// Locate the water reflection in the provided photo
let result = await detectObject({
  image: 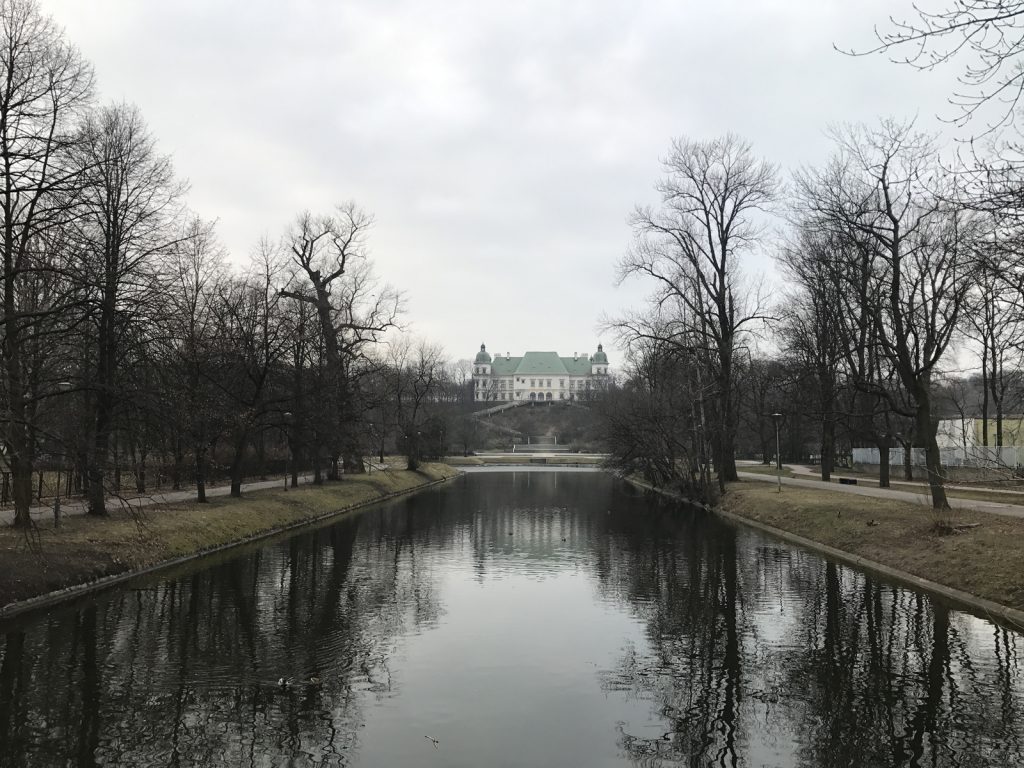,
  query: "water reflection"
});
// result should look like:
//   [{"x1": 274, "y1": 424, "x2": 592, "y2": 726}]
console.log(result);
[
  {"x1": 597, "y1": 506, "x2": 1024, "y2": 767},
  {"x1": 0, "y1": 472, "x2": 1022, "y2": 767}
]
